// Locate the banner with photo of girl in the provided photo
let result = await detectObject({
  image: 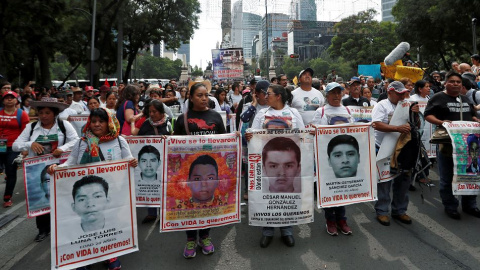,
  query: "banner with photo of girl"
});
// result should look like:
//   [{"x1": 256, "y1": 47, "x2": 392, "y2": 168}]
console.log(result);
[
  {"x1": 160, "y1": 133, "x2": 241, "y2": 232},
  {"x1": 444, "y1": 121, "x2": 480, "y2": 195},
  {"x1": 346, "y1": 106, "x2": 373, "y2": 123},
  {"x1": 247, "y1": 129, "x2": 315, "y2": 227},
  {"x1": 315, "y1": 123, "x2": 377, "y2": 208},
  {"x1": 51, "y1": 160, "x2": 138, "y2": 270},
  {"x1": 125, "y1": 136, "x2": 165, "y2": 207},
  {"x1": 67, "y1": 115, "x2": 89, "y2": 137},
  {"x1": 23, "y1": 152, "x2": 69, "y2": 218}
]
